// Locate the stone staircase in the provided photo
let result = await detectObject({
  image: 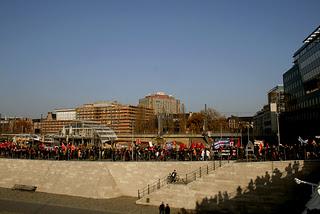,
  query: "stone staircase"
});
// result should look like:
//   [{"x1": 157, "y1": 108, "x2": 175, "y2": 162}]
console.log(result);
[
  {"x1": 136, "y1": 160, "x2": 316, "y2": 211},
  {"x1": 136, "y1": 161, "x2": 234, "y2": 209}
]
